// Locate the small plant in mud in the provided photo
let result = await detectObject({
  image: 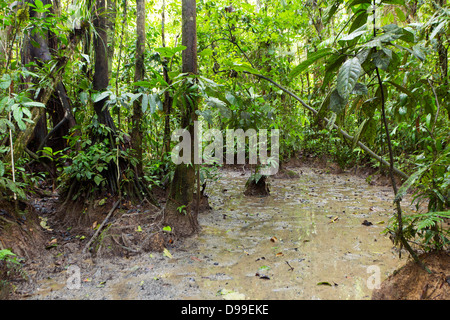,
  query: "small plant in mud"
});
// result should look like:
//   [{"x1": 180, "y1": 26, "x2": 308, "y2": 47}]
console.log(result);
[{"x1": 177, "y1": 205, "x2": 187, "y2": 215}]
